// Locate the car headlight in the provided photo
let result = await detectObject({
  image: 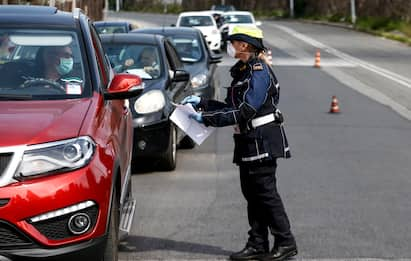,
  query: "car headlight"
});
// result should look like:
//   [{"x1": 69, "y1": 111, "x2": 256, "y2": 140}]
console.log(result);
[
  {"x1": 134, "y1": 90, "x2": 165, "y2": 114},
  {"x1": 15, "y1": 136, "x2": 95, "y2": 179},
  {"x1": 191, "y1": 73, "x2": 207, "y2": 88}
]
